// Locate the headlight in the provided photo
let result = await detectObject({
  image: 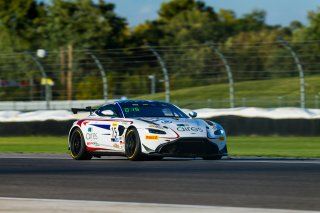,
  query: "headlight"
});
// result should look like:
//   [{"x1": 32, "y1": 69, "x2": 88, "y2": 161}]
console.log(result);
[
  {"x1": 214, "y1": 129, "x2": 224, "y2": 135},
  {"x1": 147, "y1": 128, "x2": 166, "y2": 135}
]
